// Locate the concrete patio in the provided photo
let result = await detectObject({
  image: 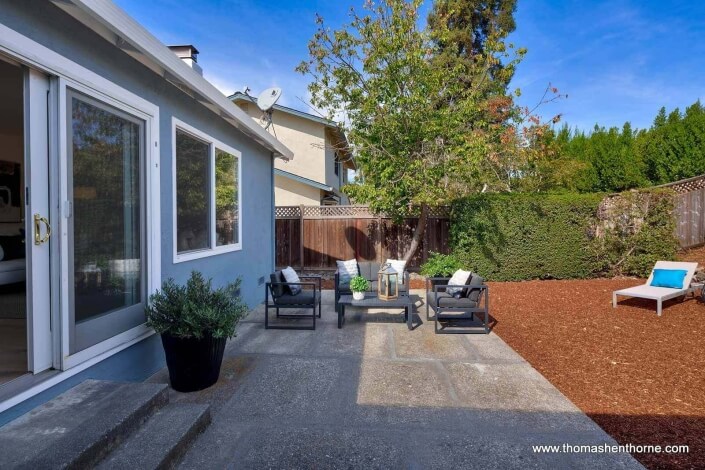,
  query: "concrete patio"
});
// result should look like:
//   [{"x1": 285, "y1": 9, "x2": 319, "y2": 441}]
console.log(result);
[{"x1": 149, "y1": 290, "x2": 643, "y2": 469}]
